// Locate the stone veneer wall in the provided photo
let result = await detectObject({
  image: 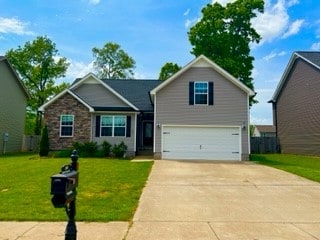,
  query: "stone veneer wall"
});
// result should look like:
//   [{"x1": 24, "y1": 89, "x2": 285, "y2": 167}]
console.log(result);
[{"x1": 44, "y1": 93, "x2": 91, "y2": 150}]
